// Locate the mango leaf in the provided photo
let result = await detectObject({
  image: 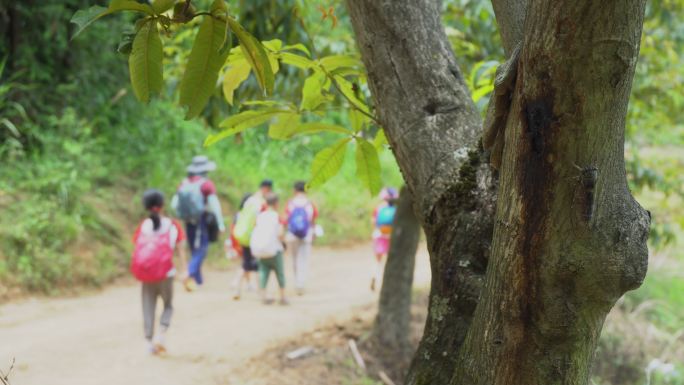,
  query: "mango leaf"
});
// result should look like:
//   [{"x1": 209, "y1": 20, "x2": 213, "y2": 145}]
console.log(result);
[
  {"x1": 301, "y1": 71, "x2": 332, "y2": 111},
  {"x1": 355, "y1": 138, "x2": 382, "y2": 195},
  {"x1": 205, "y1": 109, "x2": 285, "y2": 146},
  {"x1": 349, "y1": 108, "x2": 367, "y2": 132},
  {"x1": 319, "y1": 55, "x2": 363, "y2": 71},
  {"x1": 227, "y1": 17, "x2": 274, "y2": 95},
  {"x1": 268, "y1": 112, "x2": 301, "y2": 139},
  {"x1": 128, "y1": 20, "x2": 163, "y2": 103},
  {"x1": 70, "y1": 1, "x2": 154, "y2": 39},
  {"x1": 287, "y1": 122, "x2": 351, "y2": 138},
  {"x1": 373, "y1": 129, "x2": 388, "y2": 150},
  {"x1": 308, "y1": 138, "x2": 351, "y2": 190},
  {"x1": 333, "y1": 75, "x2": 370, "y2": 113},
  {"x1": 282, "y1": 43, "x2": 311, "y2": 57},
  {"x1": 222, "y1": 60, "x2": 251, "y2": 105},
  {"x1": 262, "y1": 39, "x2": 283, "y2": 52},
  {"x1": 280, "y1": 52, "x2": 315, "y2": 69},
  {"x1": 152, "y1": 0, "x2": 175, "y2": 14},
  {"x1": 179, "y1": 6, "x2": 229, "y2": 119}
]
